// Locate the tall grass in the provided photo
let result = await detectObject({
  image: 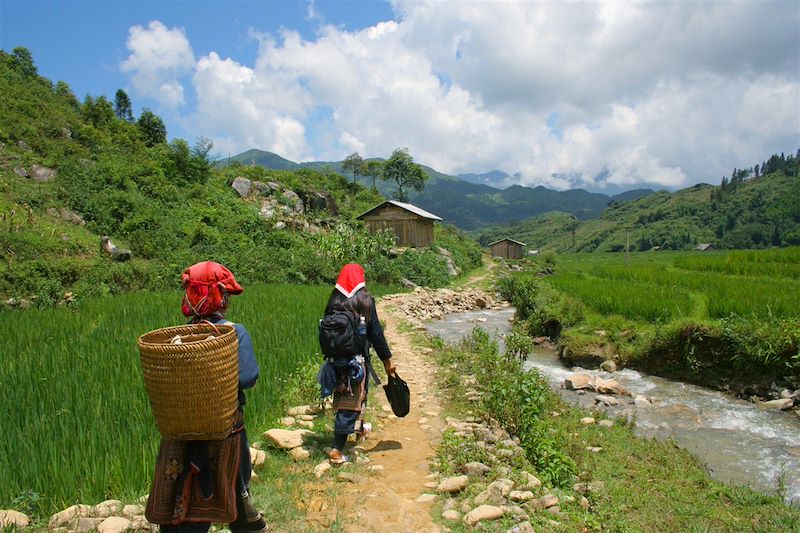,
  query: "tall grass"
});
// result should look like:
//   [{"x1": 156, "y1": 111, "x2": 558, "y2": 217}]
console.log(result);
[
  {"x1": 549, "y1": 271, "x2": 694, "y2": 321},
  {"x1": 551, "y1": 248, "x2": 800, "y2": 319},
  {"x1": 0, "y1": 283, "x2": 399, "y2": 514}
]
